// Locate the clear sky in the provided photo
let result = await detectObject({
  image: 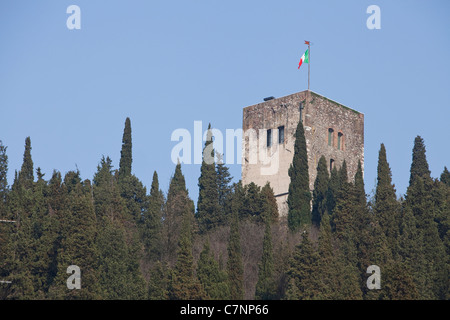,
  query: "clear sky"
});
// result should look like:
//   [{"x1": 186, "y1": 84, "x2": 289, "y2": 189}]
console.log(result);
[{"x1": 1, "y1": 0, "x2": 449, "y2": 204}]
